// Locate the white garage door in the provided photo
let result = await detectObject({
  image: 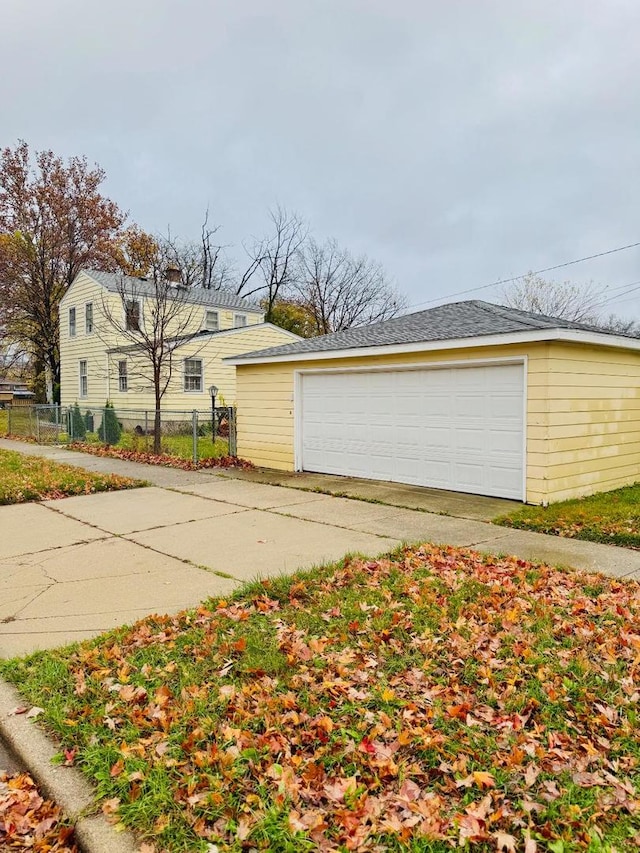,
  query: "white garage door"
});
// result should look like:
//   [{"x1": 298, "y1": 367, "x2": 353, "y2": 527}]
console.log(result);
[{"x1": 299, "y1": 362, "x2": 525, "y2": 500}]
